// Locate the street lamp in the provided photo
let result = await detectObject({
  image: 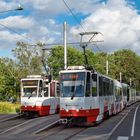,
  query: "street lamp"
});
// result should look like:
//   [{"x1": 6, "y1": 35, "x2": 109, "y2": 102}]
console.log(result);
[
  {"x1": 0, "y1": 4, "x2": 23, "y2": 13},
  {"x1": 15, "y1": 4, "x2": 24, "y2": 11}
]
